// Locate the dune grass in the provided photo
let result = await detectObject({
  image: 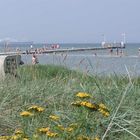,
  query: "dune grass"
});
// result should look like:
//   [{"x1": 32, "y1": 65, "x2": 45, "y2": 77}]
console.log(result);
[{"x1": 0, "y1": 64, "x2": 140, "y2": 140}]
